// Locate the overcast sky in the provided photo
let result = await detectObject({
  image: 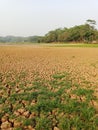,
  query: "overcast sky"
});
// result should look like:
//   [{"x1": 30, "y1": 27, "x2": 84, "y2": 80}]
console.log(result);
[{"x1": 0, "y1": 0, "x2": 98, "y2": 36}]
